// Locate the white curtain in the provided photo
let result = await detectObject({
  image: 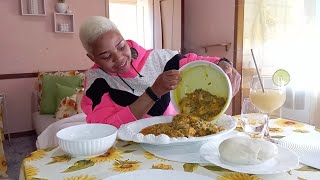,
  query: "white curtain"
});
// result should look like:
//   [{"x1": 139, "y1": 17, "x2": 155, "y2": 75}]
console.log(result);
[{"x1": 243, "y1": 0, "x2": 320, "y2": 127}]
